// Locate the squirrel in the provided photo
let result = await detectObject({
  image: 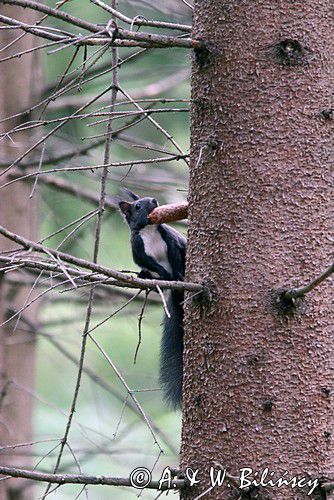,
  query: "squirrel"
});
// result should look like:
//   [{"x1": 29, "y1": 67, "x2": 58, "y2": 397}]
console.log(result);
[{"x1": 119, "y1": 188, "x2": 186, "y2": 409}]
